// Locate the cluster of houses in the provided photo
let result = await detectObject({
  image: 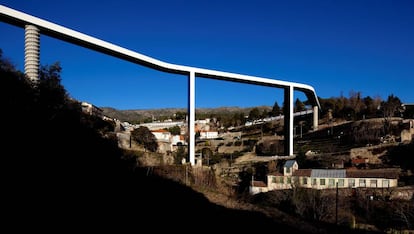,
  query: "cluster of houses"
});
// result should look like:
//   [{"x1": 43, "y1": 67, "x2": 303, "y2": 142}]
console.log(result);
[
  {"x1": 78, "y1": 101, "x2": 221, "y2": 154},
  {"x1": 80, "y1": 101, "x2": 409, "y2": 193},
  {"x1": 250, "y1": 160, "x2": 399, "y2": 195},
  {"x1": 117, "y1": 116, "x2": 221, "y2": 153}
]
